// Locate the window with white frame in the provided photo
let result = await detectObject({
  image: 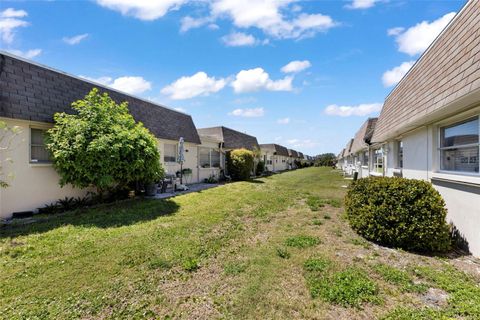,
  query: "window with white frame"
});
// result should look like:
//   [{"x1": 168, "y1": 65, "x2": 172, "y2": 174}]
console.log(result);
[
  {"x1": 30, "y1": 128, "x2": 51, "y2": 163},
  {"x1": 164, "y1": 143, "x2": 177, "y2": 163},
  {"x1": 199, "y1": 147, "x2": 220, "y2": 168},
  {"x1": 373, "y1": 148, "x2": 383, "y2": 173},
  {"x1": 362, "y1": 150, "x2": 369, "y2": 166},
  {"x1": 211, "y1": 149, "x2": 220, "y2": 168},
  {"x1": 396, "y1": 141, "x2": 403, "y2": 168},
  {"x1": 439, "y1": 117, "x2": 479, "y2": 173}
]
